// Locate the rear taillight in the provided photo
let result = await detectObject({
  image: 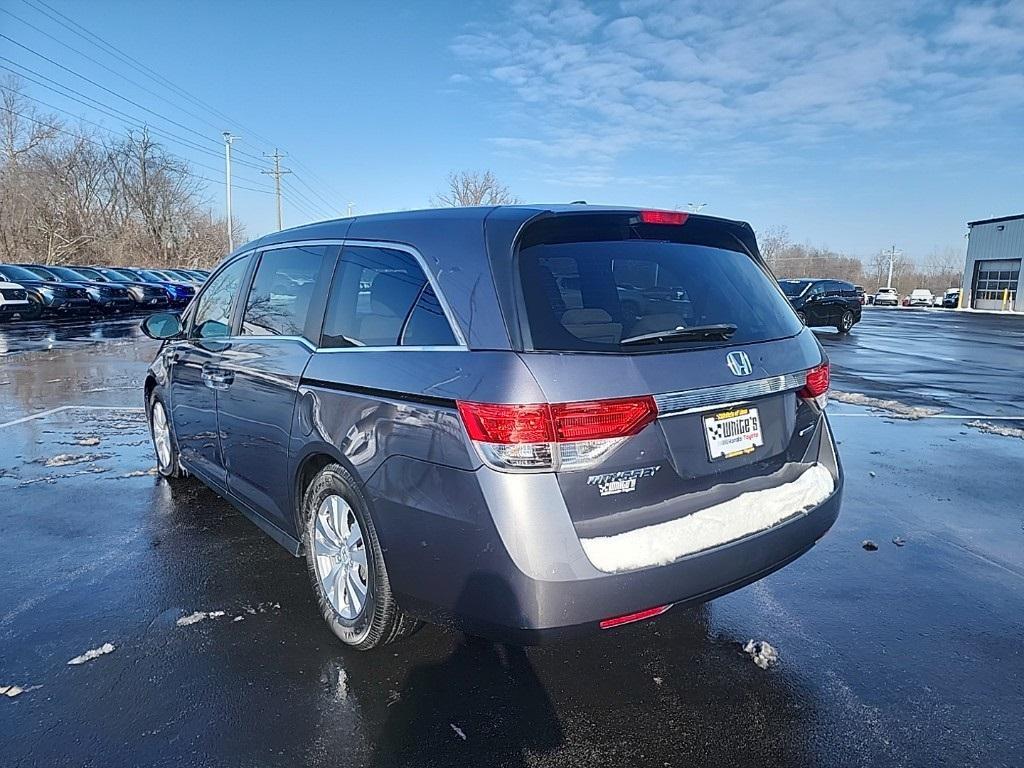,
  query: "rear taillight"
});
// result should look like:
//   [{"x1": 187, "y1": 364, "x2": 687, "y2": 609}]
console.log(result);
[
  {"x1": 799, "y1": 362, "x2": 830, "y2": 409},
  {"x1": 639, "y1": 209, "x2": 688, "y2": 225},
  {"x1": 456, "y1": 396, "x2": 657, "y2": 472}
]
